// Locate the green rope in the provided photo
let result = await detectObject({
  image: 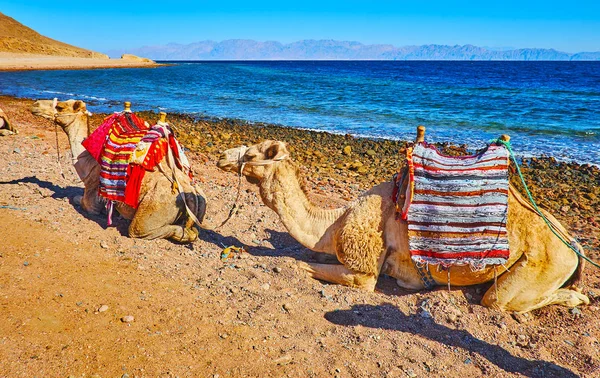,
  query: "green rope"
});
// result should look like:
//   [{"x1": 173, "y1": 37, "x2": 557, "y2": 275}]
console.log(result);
[{"x1": 491, "y1": 139, "x2": 600, "y2": 270}]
